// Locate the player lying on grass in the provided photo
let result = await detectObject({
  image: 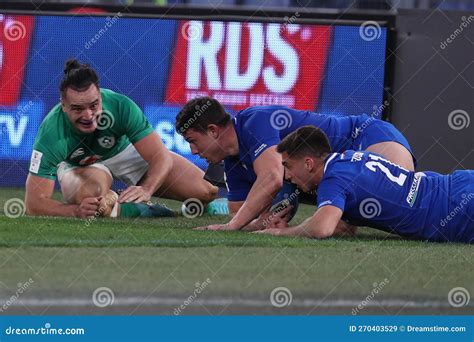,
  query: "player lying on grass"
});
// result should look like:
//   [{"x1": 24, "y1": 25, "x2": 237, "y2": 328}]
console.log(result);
[
  {"x1": 175, "y1": 97, "x2": 416, "y2": 231},
  {"x1": 25, "y1": 59, "x2": 219, "y2": 218},
  {"x1": 256, "y1": 126, "x2": 474, "y2": 244}
]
